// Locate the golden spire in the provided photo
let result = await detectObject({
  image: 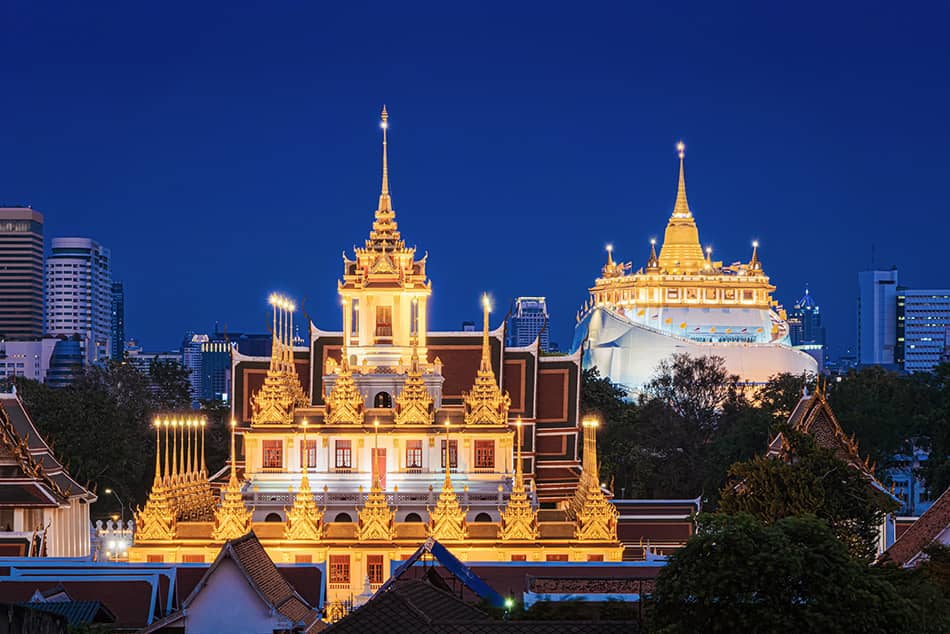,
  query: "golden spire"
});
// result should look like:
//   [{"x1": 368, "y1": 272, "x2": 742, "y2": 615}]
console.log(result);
[
  {"x1": 380, "y1": 105, "x2": 390, "y2": 210},
  {"x1": 358, "y1": 420, "x2": 396, "y2": 540},
  {"x1": 251, "y1": 294, "x2": 300, "y2": 425},
  {"x1": 394, "y1": 336, "x2": 435, "y2": 424},
  {"x1": 605, "y1": 244, "x2": 614, "y2": 267},
  {"x1": 324, "y1": 348, "x2": 365, "y2": 424},
  {"x1": 162, "y1": 419, "x2": 170, "y2": 485},
  {"x1": 573, "y1": 419, "x2": 619, "y2": 541},
  {"x1": 500, "y1": 418, "x2": 539, "y2": 541},
  {"x1": 363, "y1": 105, "x2": 403, "y2": 252},
  {"x1": 428, "y1": 420, "x2": 468, "y2": 540},
  {"x1": 750, "y1": 240, "x2": 761, "y2": 270},
  {"x1": 657, "y1": 142, "x2": 706, "y2": 273},
  {"x1": 200, "y1": 418, "x2": 207, "y2": 476},
  {"x1": 646, "y1": 238, "x2": 659, "y2": 270},
  {"x1": 285, "y1": 420, "x2": 325, "y2": 541},
  {"x1": 463, "y1": 294, "x2": 511, "y2": 425},
  {"x1": 214, "y1": 420, "x2": 252, "y2": 541},
  {"x1": 172, "y1": 419, "x2": 179, "y2": 481},
  {"x1": 134, "y1": 418, "x2": 177, "y2": 541}
]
